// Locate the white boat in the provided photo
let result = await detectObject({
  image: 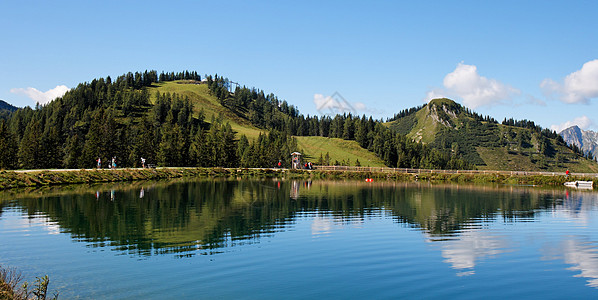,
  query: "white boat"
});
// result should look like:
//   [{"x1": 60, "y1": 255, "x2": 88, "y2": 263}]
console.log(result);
[{"x1": 564, "y1": 181, "x2": 594, "y2": 189}]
